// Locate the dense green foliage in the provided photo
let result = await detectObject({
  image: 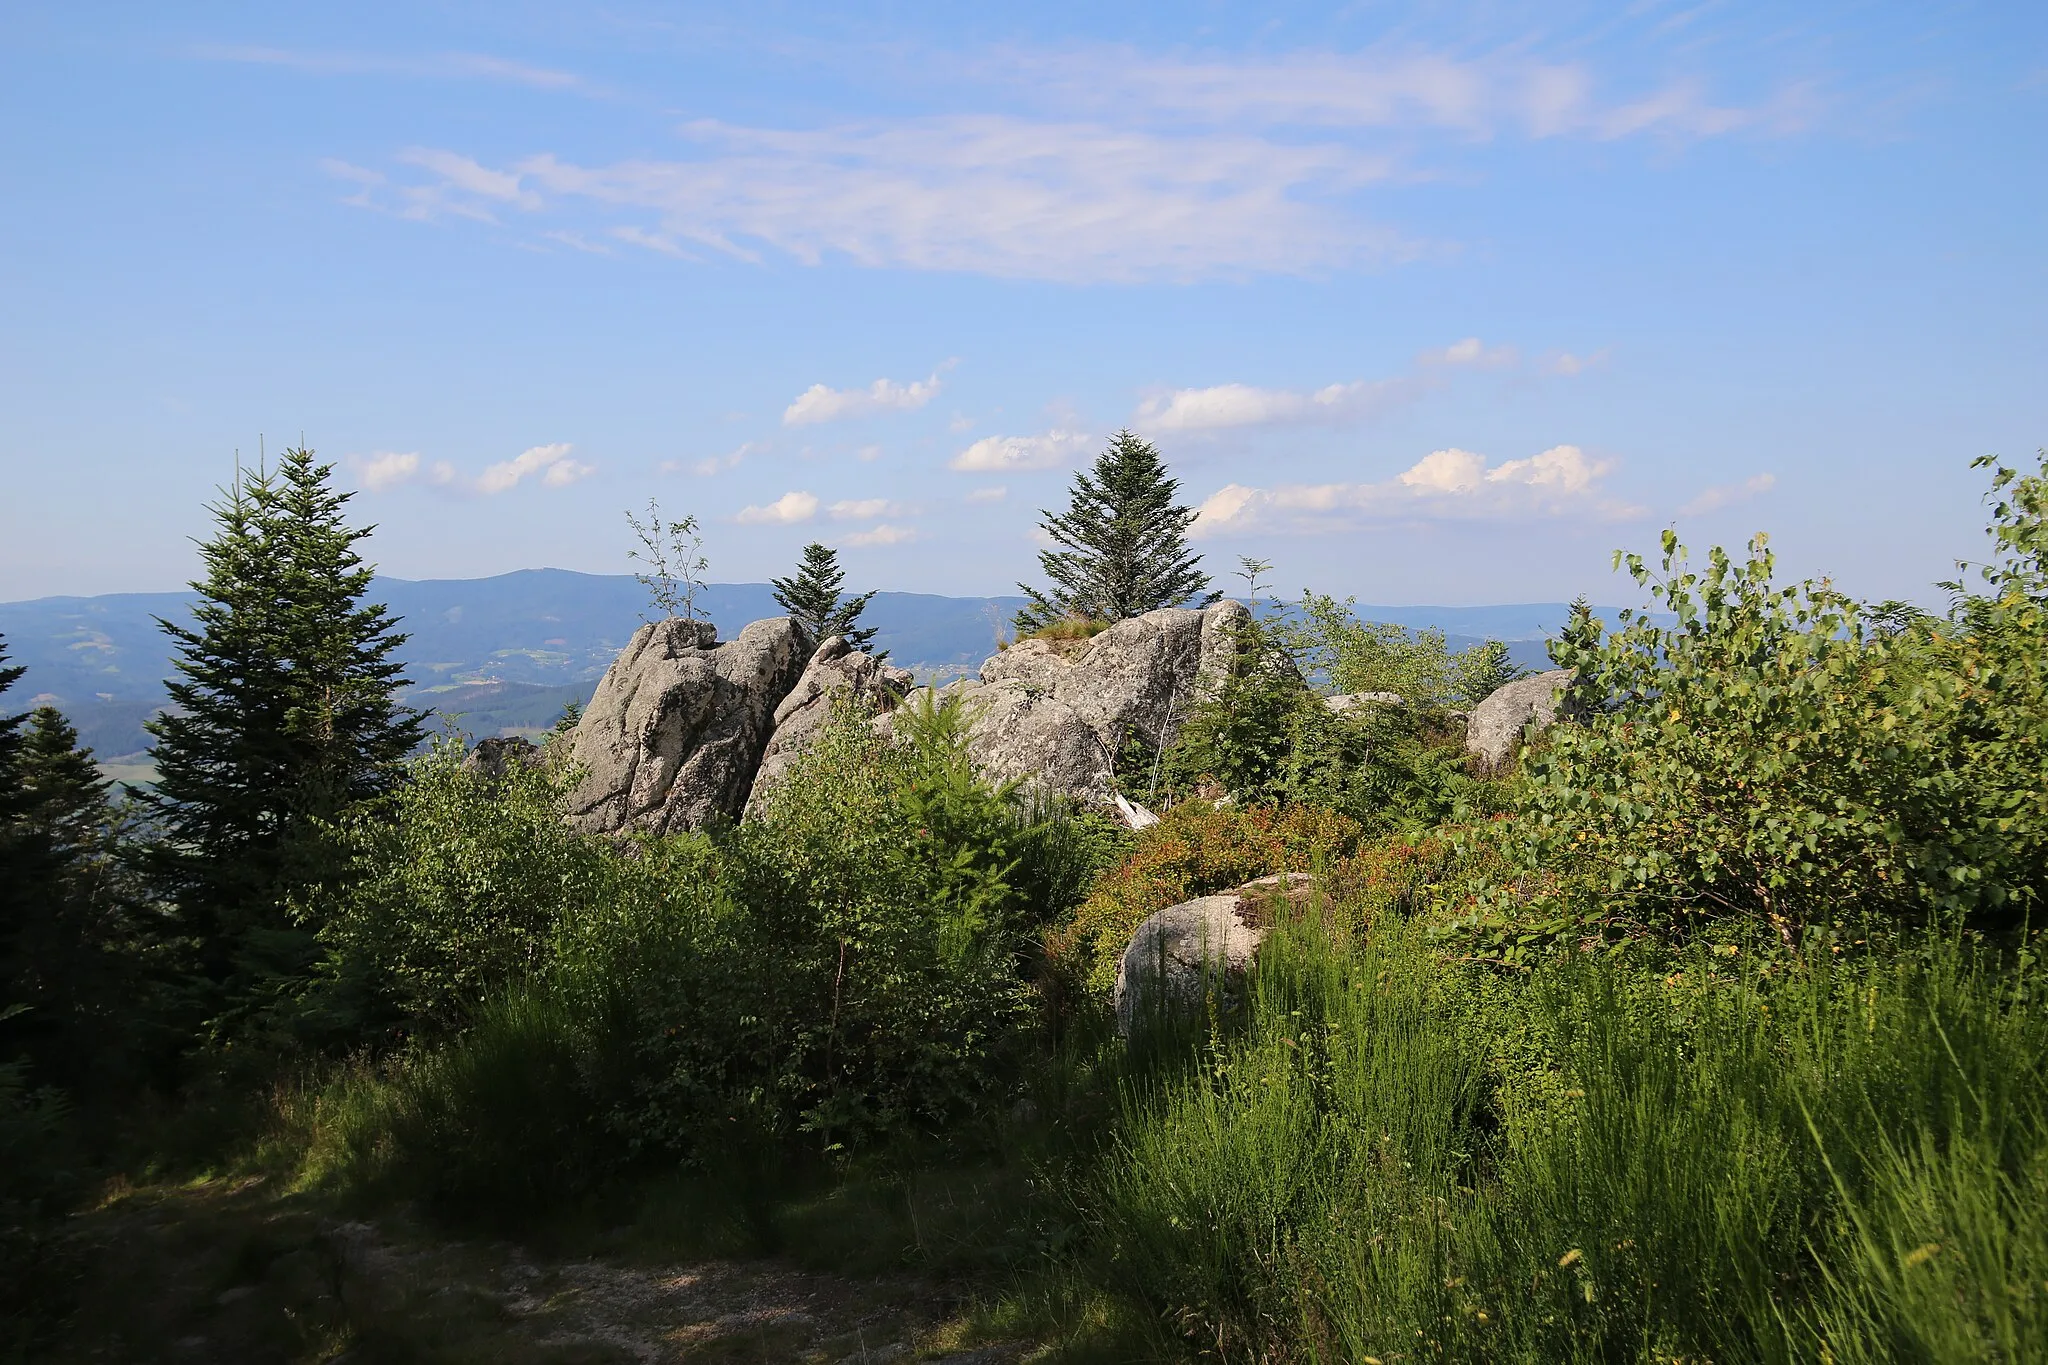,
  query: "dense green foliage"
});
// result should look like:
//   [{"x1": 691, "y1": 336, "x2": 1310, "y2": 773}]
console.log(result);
[
  {"x1": 291, "y1": 694, "x2": 1120, "y2": 1215},
  {"x1": 1163, "y1": 576, "x2": 1505, "y2": 832},
  {"x1": 11, "y1": 450, "x2": 2048, "y2": 1362},
  {"x1": 1518, "y1": 500, "x2": 2048, "y2": 937},
  {"x1": 772, "y1": 540, "x2": 880, "y2": 650},
  {"x1": 1015, "y1": 430, "x2": 1216, "y2": 633},
  {"x1": 1288, "y1": 589, "x2": 1529, "y2": 704}
]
